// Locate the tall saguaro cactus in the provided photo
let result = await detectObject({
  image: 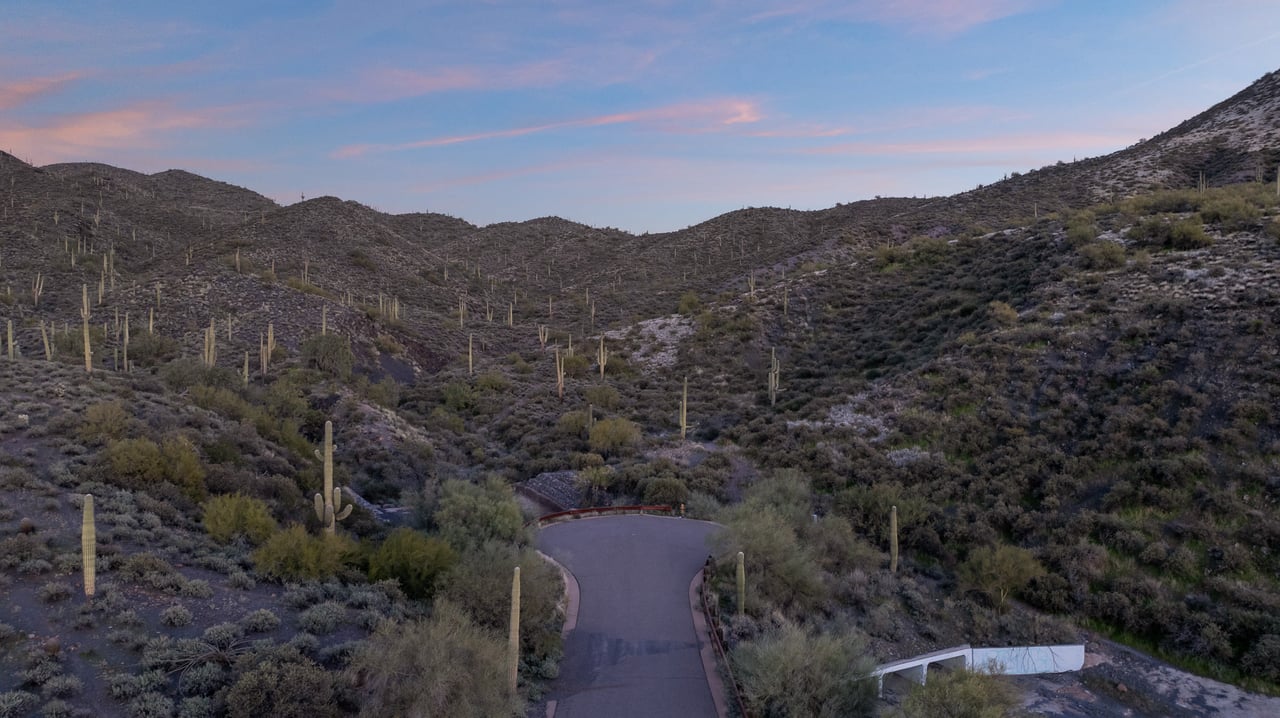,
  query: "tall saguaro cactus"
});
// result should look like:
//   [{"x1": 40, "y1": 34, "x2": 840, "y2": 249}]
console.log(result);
[
  {"x1": 508, "y1": 566, "x2": 521, "y2": 695},
  {"x1": 679, "y1": 376, "x2": 689, "y2": 440},
  {"x1": 736, "y1": 551, "x2": 746, "y2": 617},
  {"x1": 890, "y1": 505, "x2": 899, "y2": 573},
  {"x1": 82, "y1": 494, "x2": 96, "y2": 598},
  {"x1": 81, "y1": 284, "x2": 92, "y2": 373},
  {"x1": 313, "y1": 421, "x2": 352, "y2": 535},
  {"x1": 596, "y1": 335, "x2": 608, "y2": 379},
  {"x1": 767, "y1": 347, "x2": 780, "y2": 406}
]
